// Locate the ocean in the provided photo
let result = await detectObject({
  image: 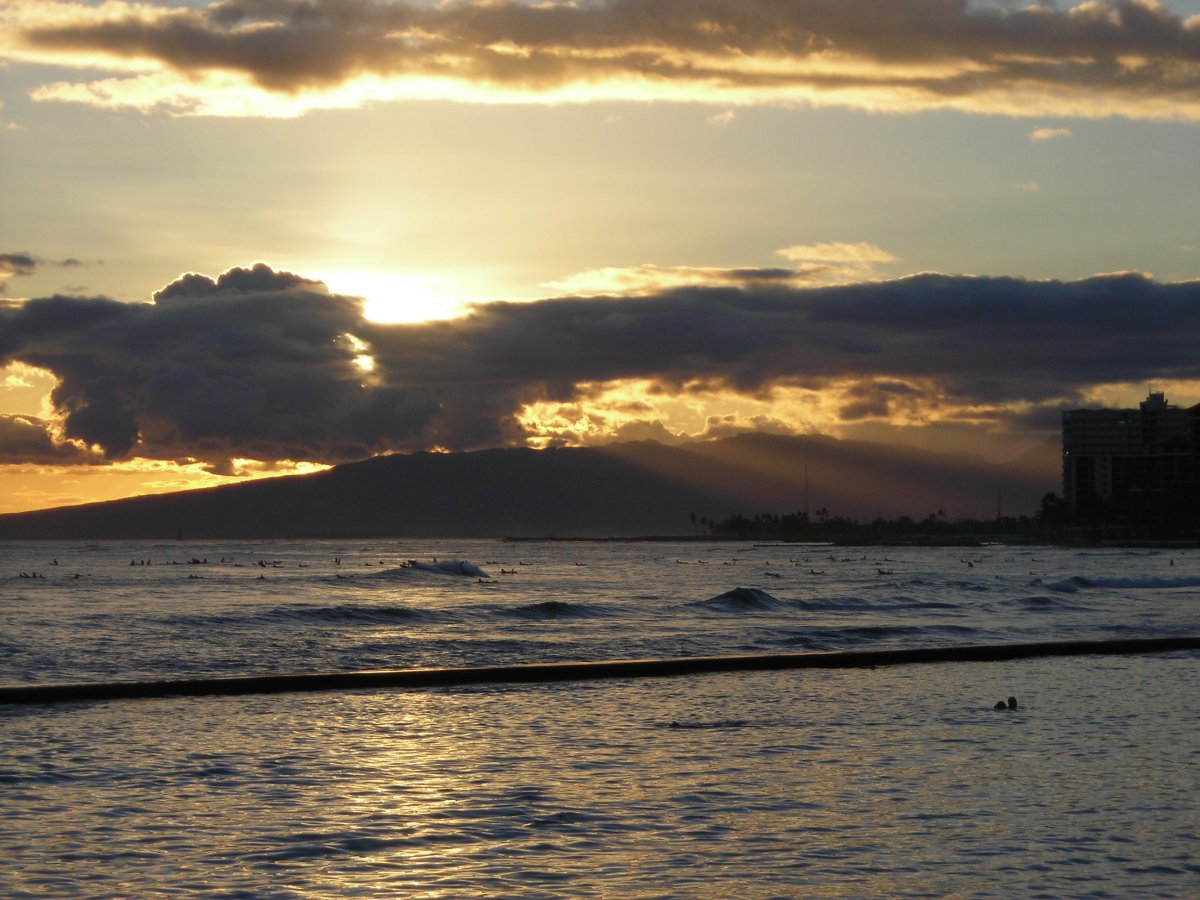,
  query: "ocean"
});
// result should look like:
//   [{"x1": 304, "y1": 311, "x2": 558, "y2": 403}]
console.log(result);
[{"x1": 2, "y1": 539, "x2": 1198, "y2": 897}]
